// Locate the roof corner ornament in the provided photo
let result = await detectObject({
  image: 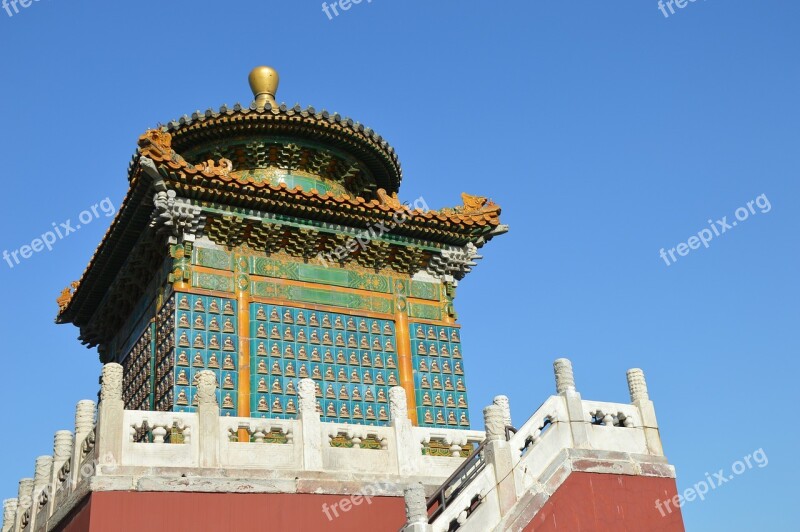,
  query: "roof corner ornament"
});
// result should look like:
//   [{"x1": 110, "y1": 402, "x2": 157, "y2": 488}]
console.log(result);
[
  {"x1": 56, "y1": 281, "x2": 80, "y2": 313},
  {"x1": 249, "y1": 65, "x2": 280, "y2": 108}
]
